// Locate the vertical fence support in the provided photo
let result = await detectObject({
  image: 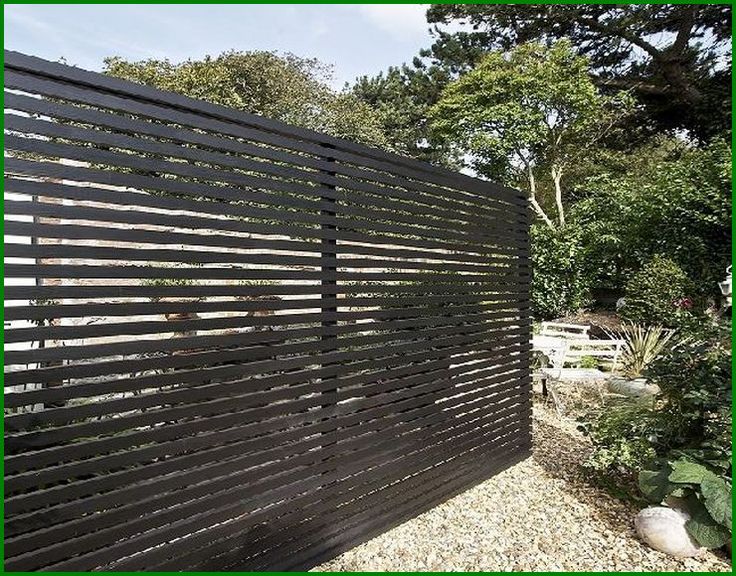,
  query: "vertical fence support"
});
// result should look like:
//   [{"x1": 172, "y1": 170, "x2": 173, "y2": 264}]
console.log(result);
[{"x1": 319, "y1": 143, "x2": 339, "y2": 467}]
